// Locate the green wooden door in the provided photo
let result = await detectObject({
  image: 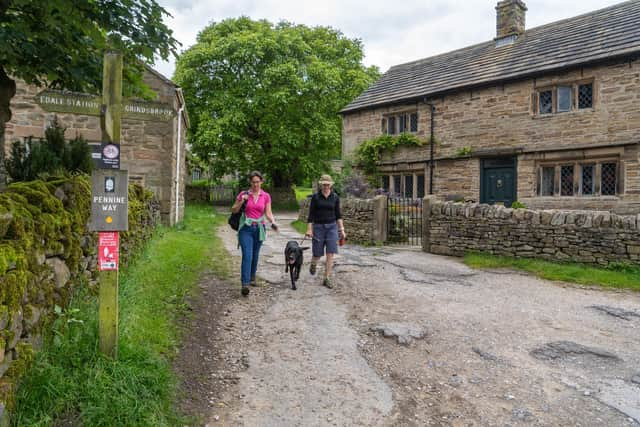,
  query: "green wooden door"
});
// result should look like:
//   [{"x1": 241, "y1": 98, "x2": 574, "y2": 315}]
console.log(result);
[{"x1": 480, "y1": 158, "x2": 517, "y2": 207}]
